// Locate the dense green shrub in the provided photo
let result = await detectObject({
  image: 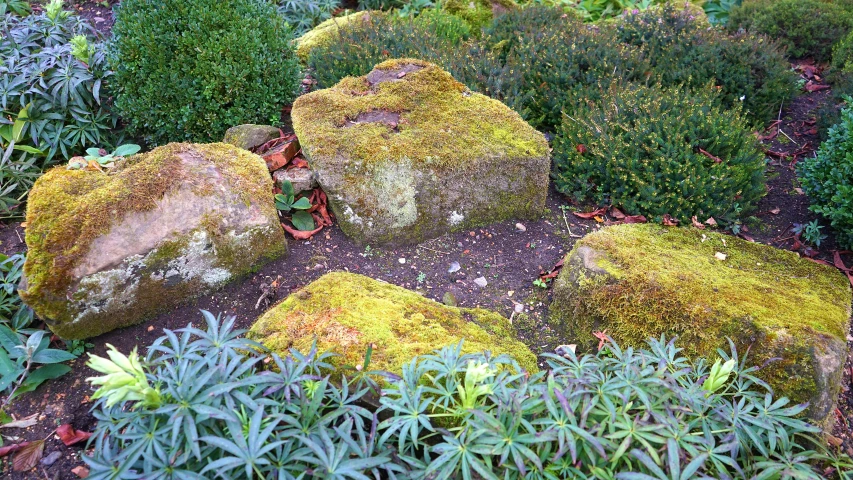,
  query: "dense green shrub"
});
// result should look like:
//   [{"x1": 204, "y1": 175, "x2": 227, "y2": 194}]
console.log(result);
[
  {"x1": 279, "y1": 0, "x2": 341, "y2": 35},
  {"x1": 85, "y1": 310, "x2": 851, "y2": 479},
  {"x1": 109, "y1": 0, "x2": 302, "y2": 145},
  {"x1": 728, "y1": 0, "x2": 853, "y2": 62},
  {"x1": 797, "y1": 103, "x2": 853, "y2": 249},
  {"x1": 615, "y1": 5, "x2": 797, "y2": 124},
  {"x1": 0, "y1": 0, "x2": 117, "y2": 160},
  {"x1": 553, "y1": 84, "x2": 766, "y2": 223},
  {"x1": 833, "y1": 30, "x2": 853, "y2": 77}
]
